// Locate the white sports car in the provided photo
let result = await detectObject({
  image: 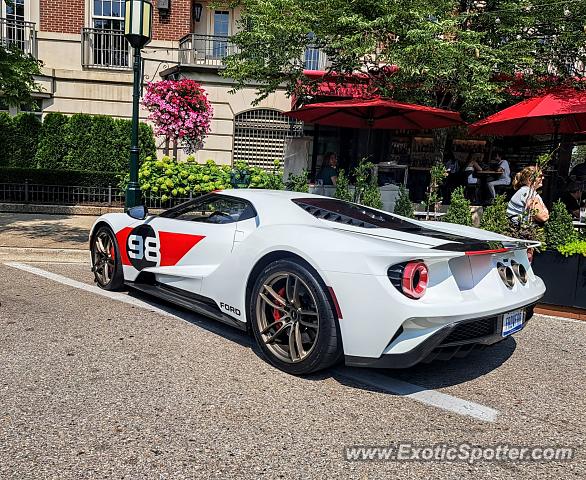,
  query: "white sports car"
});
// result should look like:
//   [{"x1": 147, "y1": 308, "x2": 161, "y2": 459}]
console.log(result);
[{"x1": 90, "y1": 189, "x2": 545, "y2": 374}]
